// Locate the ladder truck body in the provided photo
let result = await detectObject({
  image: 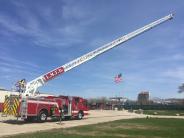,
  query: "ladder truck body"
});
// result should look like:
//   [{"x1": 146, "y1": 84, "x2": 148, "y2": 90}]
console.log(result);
[{"x1": 2, "y1": 14, "x2": 173, "y2": 122}]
